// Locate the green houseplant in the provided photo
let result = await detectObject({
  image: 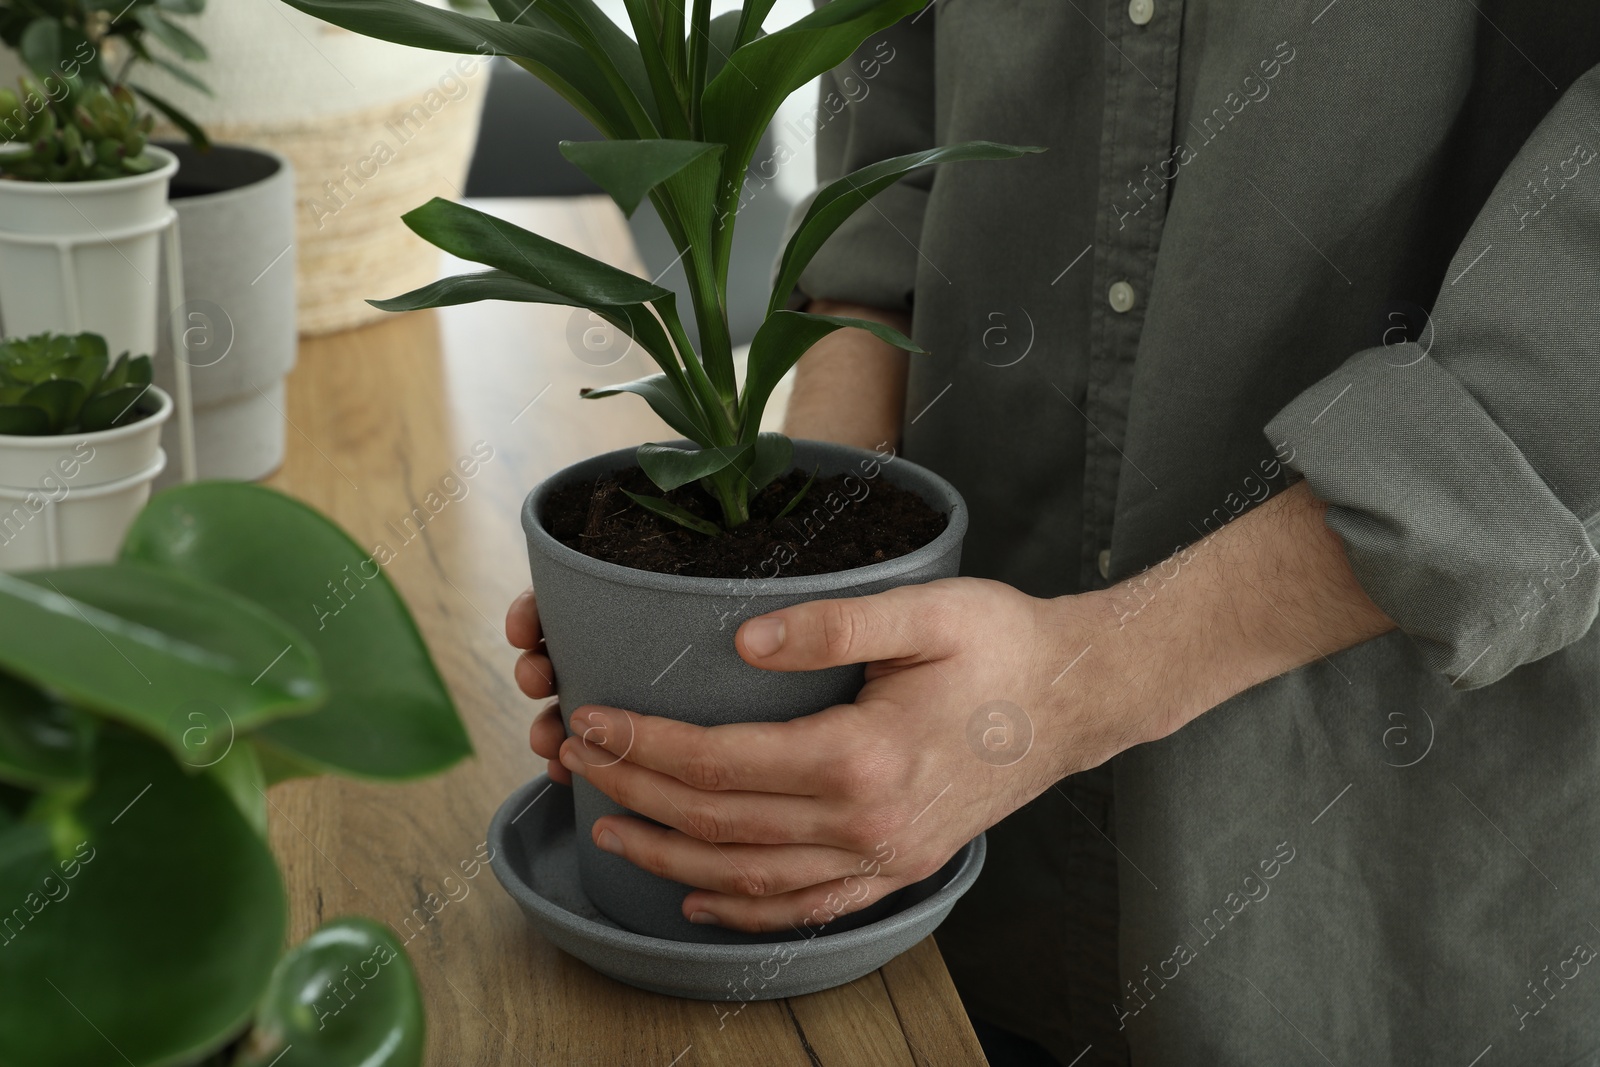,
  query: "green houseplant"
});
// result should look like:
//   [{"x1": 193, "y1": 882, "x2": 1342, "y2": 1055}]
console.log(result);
[
  {"x1": 275, "y1": 0, "x2": 1031, "y2": 950},
  {"x1": 0, "y1": 332, "x2": 173, "y2": 571},
  {"x1": 281, "y1": 0, "x2": 1037, "y2": 532},
  {"x1": 0, "y1": 481, "x2": 472, "y2": 1066}
]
